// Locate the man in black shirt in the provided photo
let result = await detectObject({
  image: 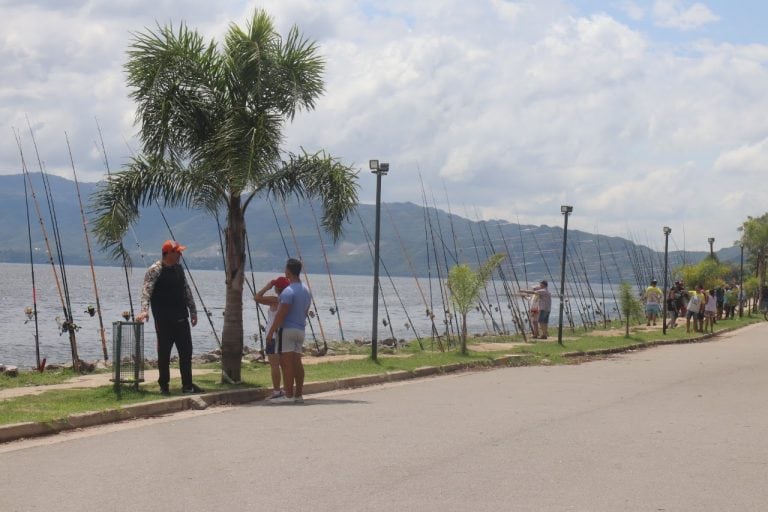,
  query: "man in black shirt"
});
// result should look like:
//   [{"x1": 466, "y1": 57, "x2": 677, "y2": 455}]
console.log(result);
[{"x1": 137, "y1": 240, "x2": 203, "y2": 395}]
